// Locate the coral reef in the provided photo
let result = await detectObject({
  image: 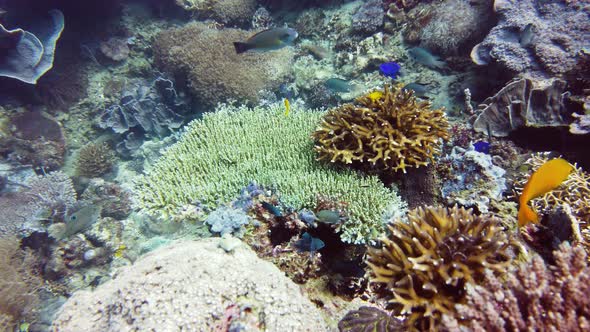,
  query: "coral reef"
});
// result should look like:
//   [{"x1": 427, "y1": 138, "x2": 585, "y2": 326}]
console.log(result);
[
  {"x1": 51, "y1": 239, "x2": 328, "y2": 331},
  {"x1": 312, "y1": 84, "x2": 449, "y2": 173},
  {"x1": 99, "y1": 37, "x2": 130, "y2": 61},
  {"x1": 471, "y1": 0, "x2": 590, "y2": 77},
  {"x1": 420, "y1": 0, "x2": 494, "y2": 56},
  {"x1": 441, "y1": 243, "x2": 590, "y2": 332},
  {"x1": 210, "y1": 0, "x2": 257, "y2": 26},
  {"x1": 366, "y1": 206, "x2": 514, "y2": 331},
  {"x1": 153, "y1": 22, "x2": 294, "y2": 105},
  {"x1": 76, "y1": 143, "x2": 115, "y2": 178},
  {"x1": 0, "y1": 9, "x2": 64, "y2": 84},
  {"x1": 0, "y1": 237, "x2": 44, "y2": 331},
  {"x1": 439, "y1": 146, "x2": 507, "y2": 213},
  {"x1": 351, "y1": 0, "x2": 384, "y2": 35},
  {"x1": 204, "y1": 206, "x2": 251, "y2": 237},
  {"x1": 98, "y1": 76, "x2": 188, "y2": 154},
  {"x1": 472, "y1": 78, "x2": 572, "y2": 137},
  {"x1": 134, "y1": 102, "x2": 406, "y2": 244},
  {"x1": 0, "y1": 111, "x2": 65, "y2": 171},
  {"x1": 338, "y1": 306, "x2": 404, "y2": 332}
]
